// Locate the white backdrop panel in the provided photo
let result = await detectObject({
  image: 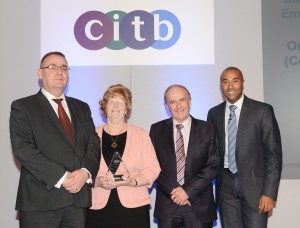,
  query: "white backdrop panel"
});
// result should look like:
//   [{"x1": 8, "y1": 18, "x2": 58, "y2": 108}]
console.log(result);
[{"x1": 41, "y1": 0, "x2": 214, "y2": 65}]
